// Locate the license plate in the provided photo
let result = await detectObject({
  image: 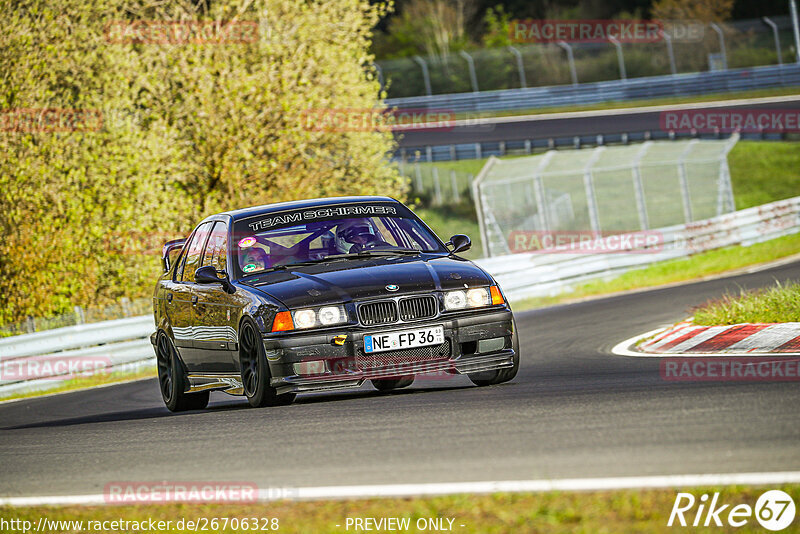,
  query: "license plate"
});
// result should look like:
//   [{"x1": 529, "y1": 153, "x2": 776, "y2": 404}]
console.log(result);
[{"x1": 364, "y1": 325, "x2": 444, "y2": 354}]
